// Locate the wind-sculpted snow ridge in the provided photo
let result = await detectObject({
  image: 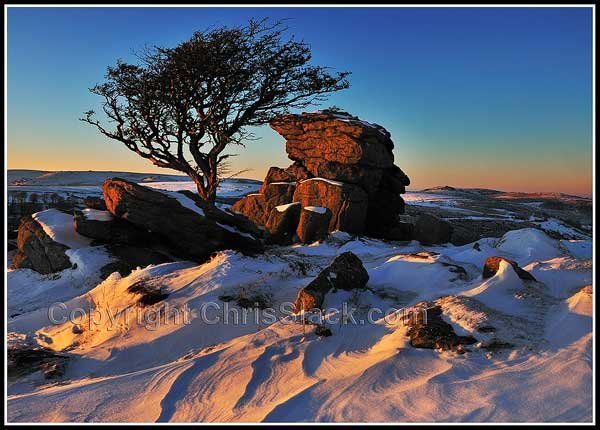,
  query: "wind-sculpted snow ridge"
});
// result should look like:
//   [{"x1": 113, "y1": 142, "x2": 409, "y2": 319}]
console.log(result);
[{"x1": 6, "y1": 228, "x2": 592, "y2": 423}]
